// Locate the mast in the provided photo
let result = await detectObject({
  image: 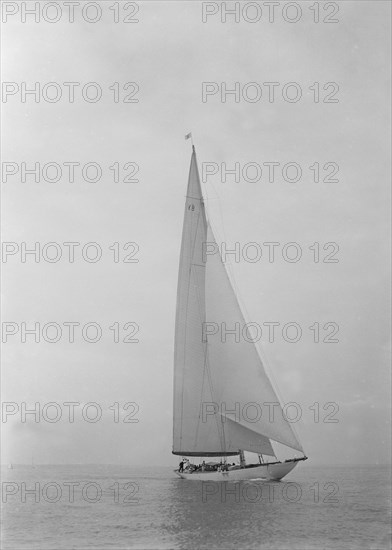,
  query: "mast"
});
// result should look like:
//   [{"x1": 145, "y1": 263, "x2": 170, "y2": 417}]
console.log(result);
[
  {"x1": 239, "y1": 450, "x2": 246, "y2": 467},
  {"x1": 173, "y1": 141, "x2": 305, "y2": 459}
]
